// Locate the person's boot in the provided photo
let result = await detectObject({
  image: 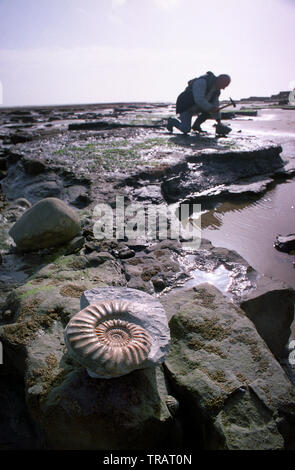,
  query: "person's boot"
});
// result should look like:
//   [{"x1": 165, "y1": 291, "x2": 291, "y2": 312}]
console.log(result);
[
  {"x1": 192, "y1": 121, "x2": 204, "y2": 132},
  {"x1": 192, "y1": 113, "x2": 209, "y2": 133},
  {"x1": 167, "y1": 117, "x2": 174, "y2": 133},
  {"x1": 214, "y1": 122, "x2": 232, "y2": 136}
]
